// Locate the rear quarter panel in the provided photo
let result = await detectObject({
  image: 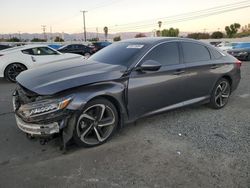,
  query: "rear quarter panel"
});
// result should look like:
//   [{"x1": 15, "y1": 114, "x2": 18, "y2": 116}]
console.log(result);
[{"x1": 209, "y1": 55, "x2": 240, "y2": 93}]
